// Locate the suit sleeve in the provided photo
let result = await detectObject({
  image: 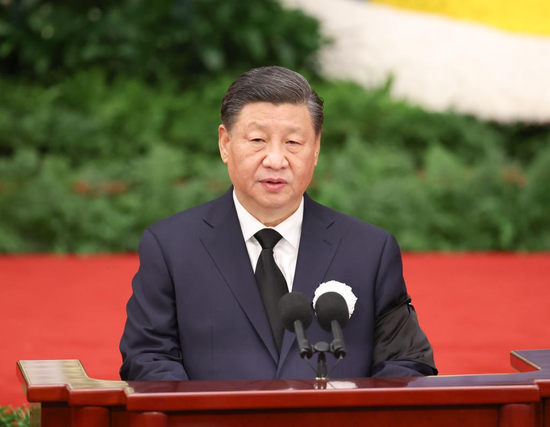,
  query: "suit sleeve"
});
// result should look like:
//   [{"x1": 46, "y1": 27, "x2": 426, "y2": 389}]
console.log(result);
[
  {"x1": 370, "y1": 234, "x2": 437, "y2": 377},
  {"x1": 119, "y1": 228, "x2": 189, "y2": 381}
]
